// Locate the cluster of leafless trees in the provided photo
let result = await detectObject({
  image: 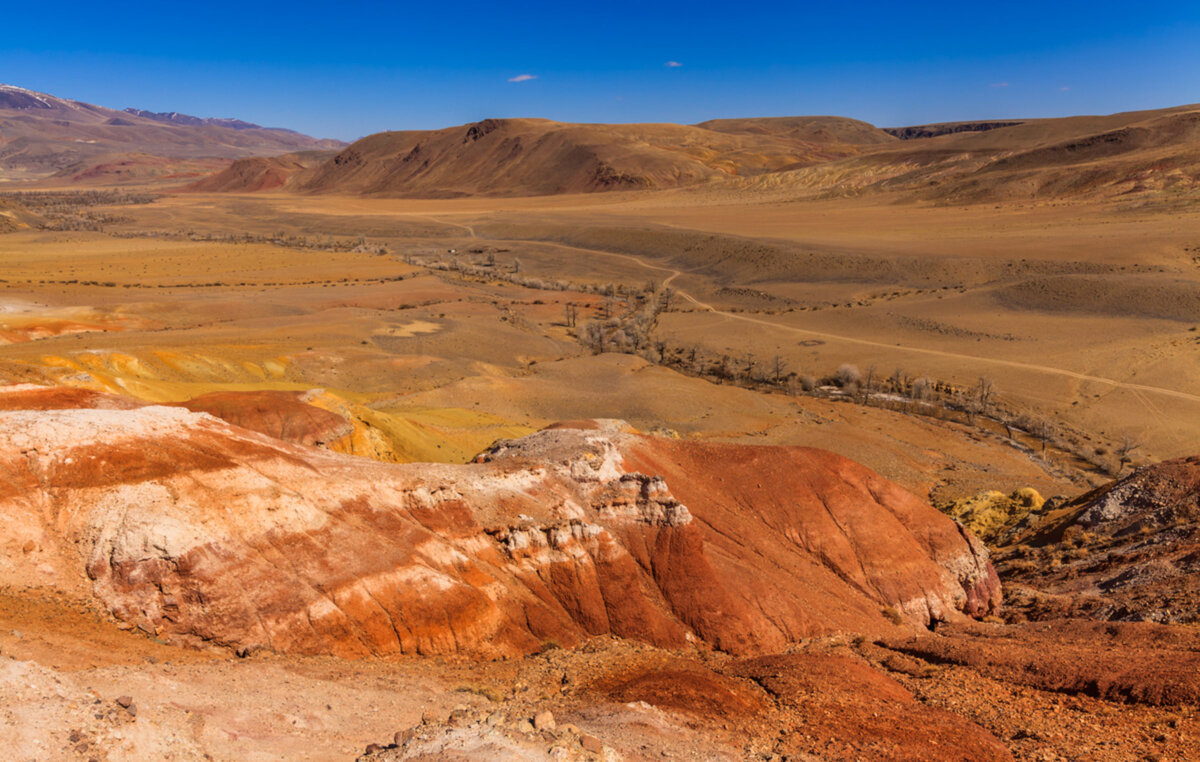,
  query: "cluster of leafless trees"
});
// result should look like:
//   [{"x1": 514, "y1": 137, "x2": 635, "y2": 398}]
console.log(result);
[
  {"x1": 113, "y1": 229, "x2": 392, "y2": 255},
  {"x1": 409, "y1": 253, "x2": 577, "y2": 291},
  {"x1": 576, "y1": 285, "x2": 673, "y2": 355},
  {"x1": 635, "y1": 340, "x2": 1140, "y2": 475},
  {"x1": 0, "y1": 190, "x2": 156, "y2": 232},
  {"x1": 407, "y1": 249, "x2": 1144, "y2": 477},
  {"x1": 1, "y1": 190, "x2": 158, "y2": 210}
]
